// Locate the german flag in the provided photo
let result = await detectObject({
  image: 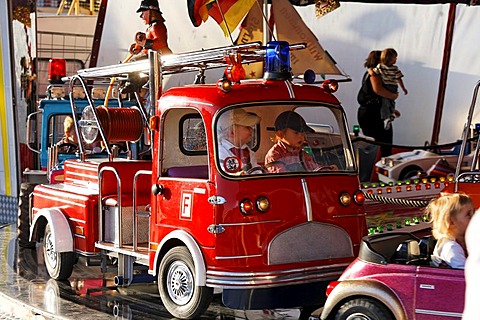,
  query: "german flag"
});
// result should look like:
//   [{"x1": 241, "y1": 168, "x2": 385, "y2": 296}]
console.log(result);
[{"x1": 188, "y1": 0, "x2": 256, "y2": 36}]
